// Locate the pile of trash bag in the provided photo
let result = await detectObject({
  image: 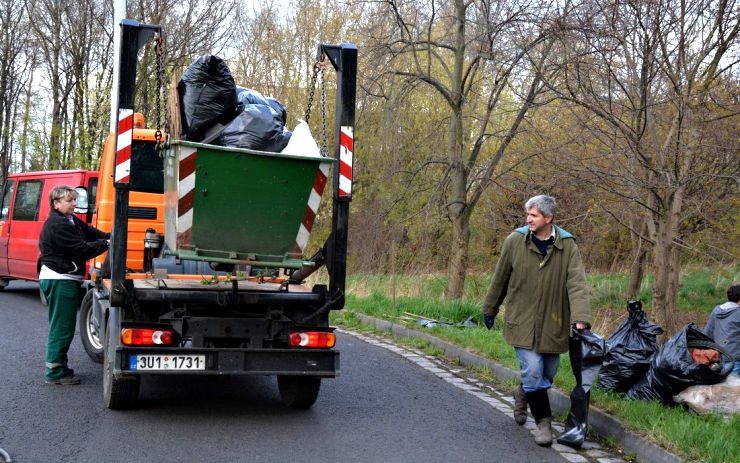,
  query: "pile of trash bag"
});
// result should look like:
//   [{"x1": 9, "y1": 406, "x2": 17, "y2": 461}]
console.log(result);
[
  {"x1": 626, "y1": 323, "x2": 734, "y2": 404},
  {"x1": 558, "y1": 329, "x2": 606, "y2": 448},
  {"x1": 178, "y1": 56, "x2": 292, "y2": 152},
  {"x1": 597, "y1": 300, "x2": 663, "y2": 393}
]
